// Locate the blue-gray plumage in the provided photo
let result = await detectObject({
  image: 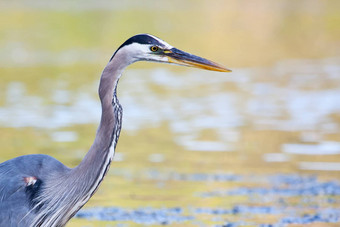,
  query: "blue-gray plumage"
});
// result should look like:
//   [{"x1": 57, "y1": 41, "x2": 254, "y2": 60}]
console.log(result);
[
  {"x1": 0, "y1": 34, "x2": 230, "y2": 227},
  {"x1": 0, "y1": 155, "x2": 69, "y2": 226}
]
